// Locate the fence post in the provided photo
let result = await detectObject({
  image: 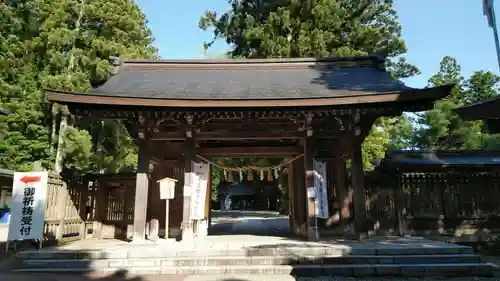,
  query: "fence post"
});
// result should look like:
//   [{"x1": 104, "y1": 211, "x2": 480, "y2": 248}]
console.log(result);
[
  {"x1": 55, "y1": 181, "x2": 67, "y2": 240},
  {"x1": 94, "y1": 180, "x2": 108, "y2": 239},
  {"x1": 78, "y1": 178, "x2": 89, "y2": 239},
  {"x1": 395, "y1": 173, "x2": 407, "y2": 236}
]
